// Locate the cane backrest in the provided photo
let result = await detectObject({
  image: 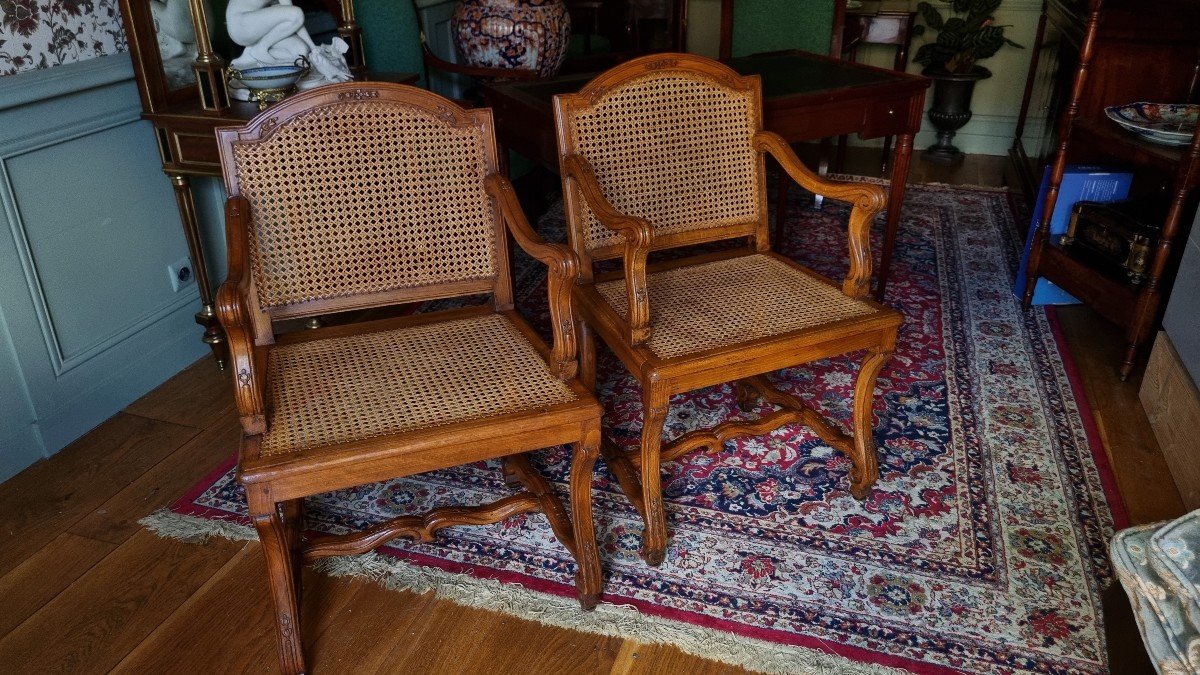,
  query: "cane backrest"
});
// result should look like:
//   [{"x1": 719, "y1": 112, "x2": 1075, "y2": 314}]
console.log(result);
[
  {"x1": 216, "y1": 85, "x2": 505, "y2": 326},
  {"x1": 554, "y1": 55, "x2": 767, "y2": 259}
]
